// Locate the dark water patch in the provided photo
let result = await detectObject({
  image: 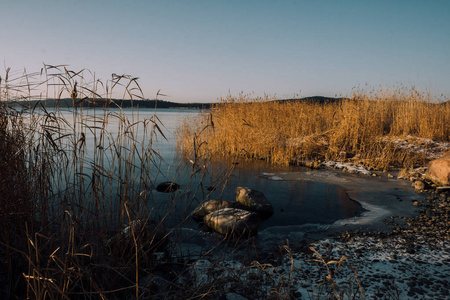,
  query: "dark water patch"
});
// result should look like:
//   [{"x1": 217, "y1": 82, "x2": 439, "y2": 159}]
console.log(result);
[
  {"x1": 201, "y1": 158, "x2": 366, "y2": 229},
  {"x1": 34, "y1": 108, "x2": 394, "y2": 233}
]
